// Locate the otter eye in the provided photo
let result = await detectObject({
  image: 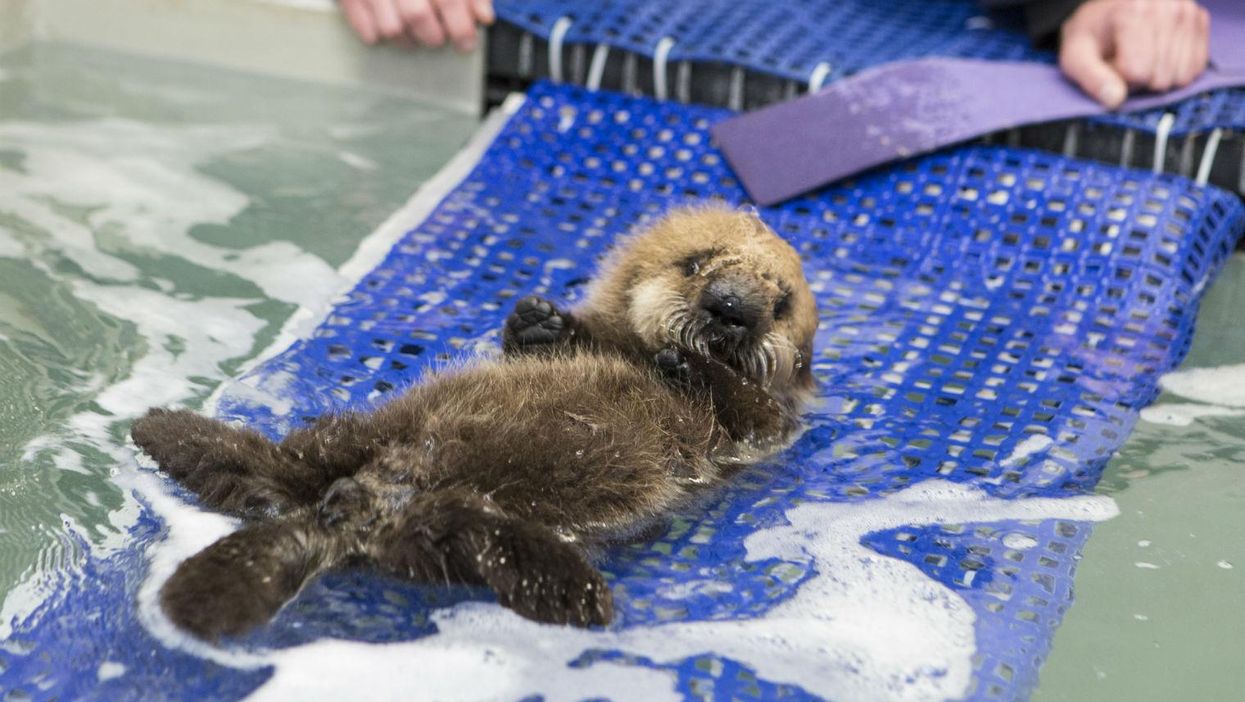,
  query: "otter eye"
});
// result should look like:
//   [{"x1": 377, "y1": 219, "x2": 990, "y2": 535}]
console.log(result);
[
  {"x1": 773, "y1": 292, "x2": 792, "y2": 320},
  {"x1": 680, "y1": 257, "x2": 700, "y2": 277}
]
